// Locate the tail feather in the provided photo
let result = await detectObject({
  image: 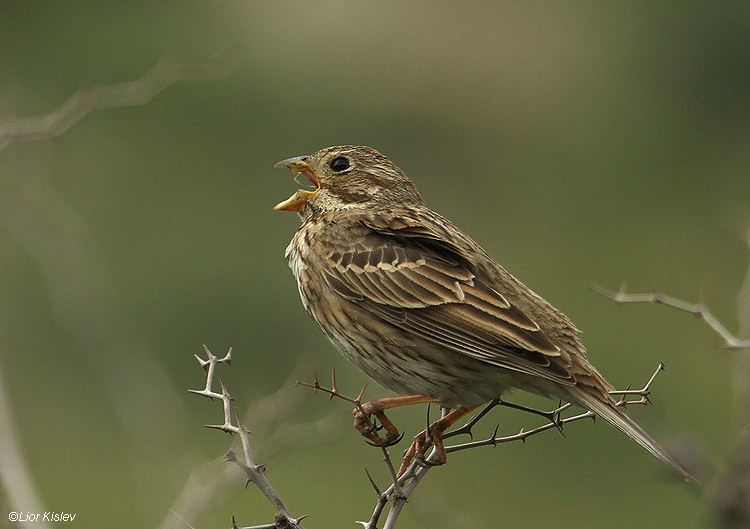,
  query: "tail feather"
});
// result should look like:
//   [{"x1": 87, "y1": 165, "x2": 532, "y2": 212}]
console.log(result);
[{"x1": 571, "y1": 390, "x2": 696, "y2": 482}]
